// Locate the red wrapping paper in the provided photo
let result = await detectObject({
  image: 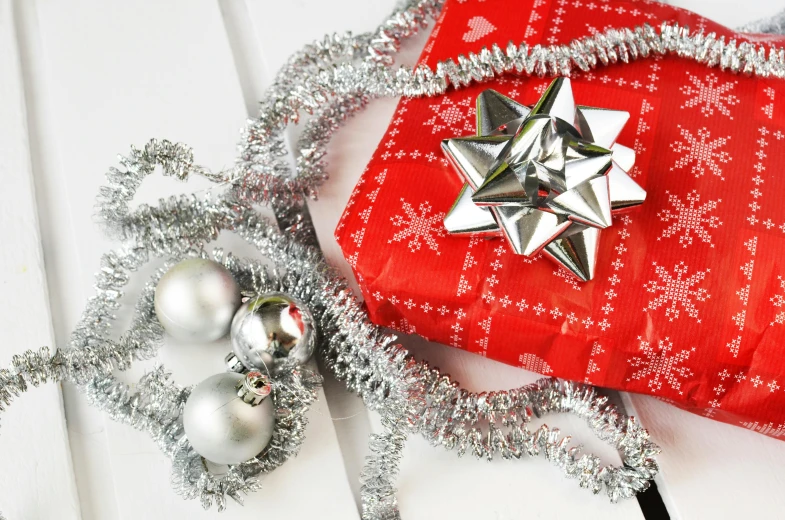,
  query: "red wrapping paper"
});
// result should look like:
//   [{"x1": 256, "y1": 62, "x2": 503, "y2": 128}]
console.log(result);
[{"x1": 335, "y1": 0, "x2": 785, "y2": 438}]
